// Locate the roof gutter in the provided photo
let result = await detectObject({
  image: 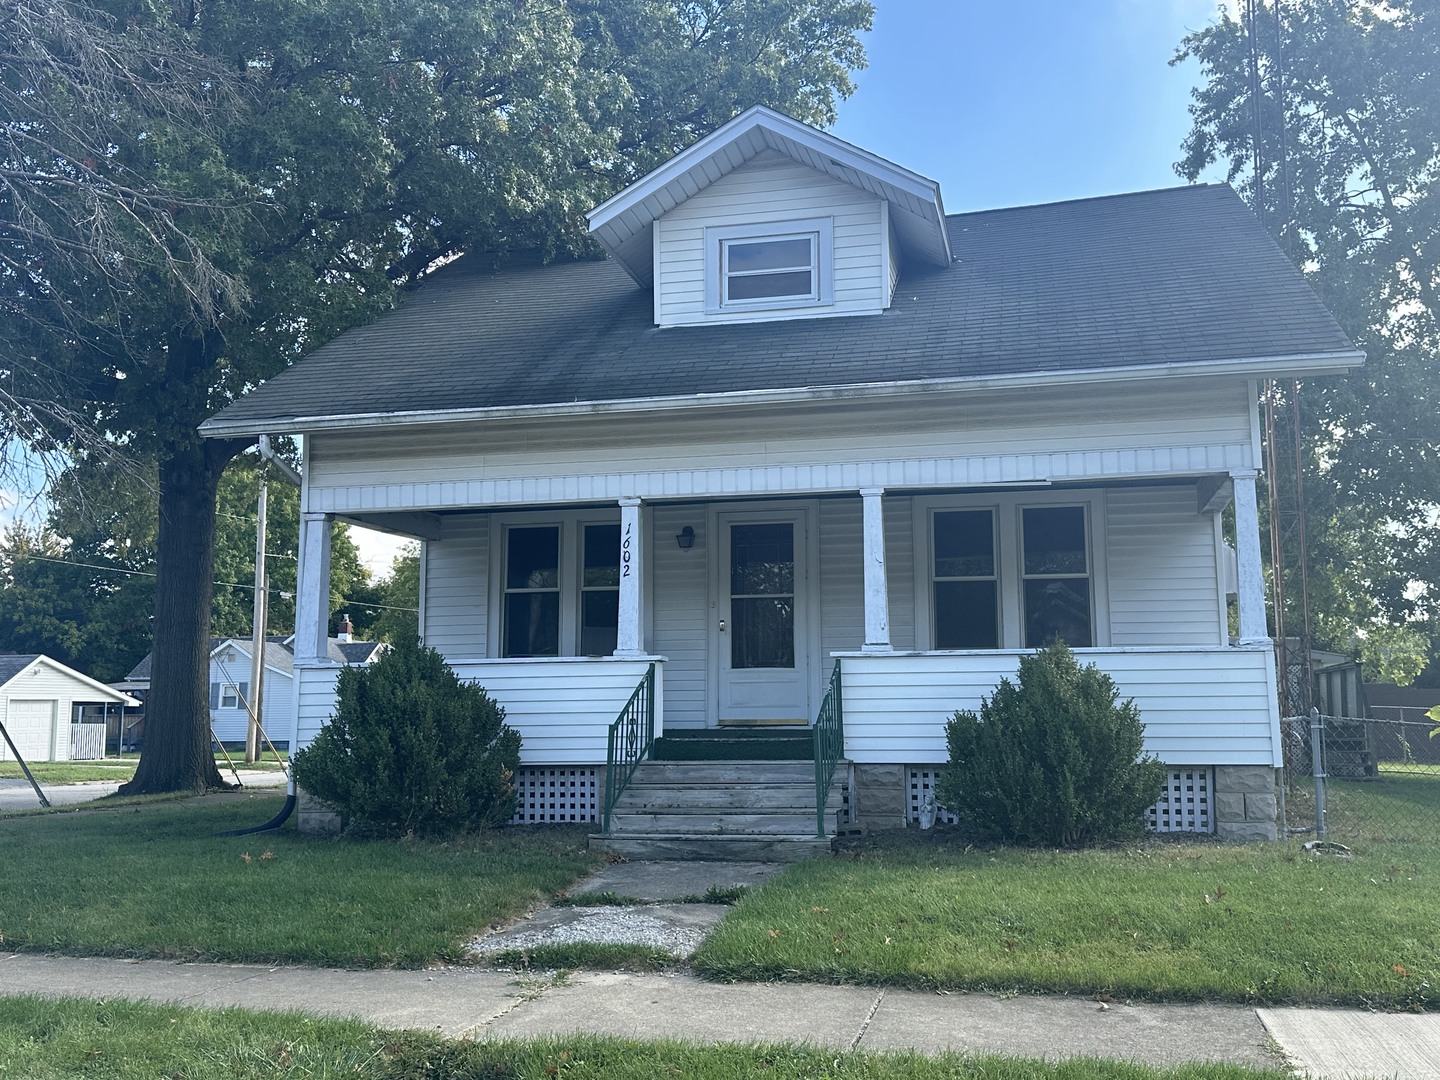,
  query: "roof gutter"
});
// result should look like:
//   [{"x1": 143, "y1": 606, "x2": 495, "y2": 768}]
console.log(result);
[{"x1": 199, "y1": 348, "x2": 1366, "y2": 440}]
